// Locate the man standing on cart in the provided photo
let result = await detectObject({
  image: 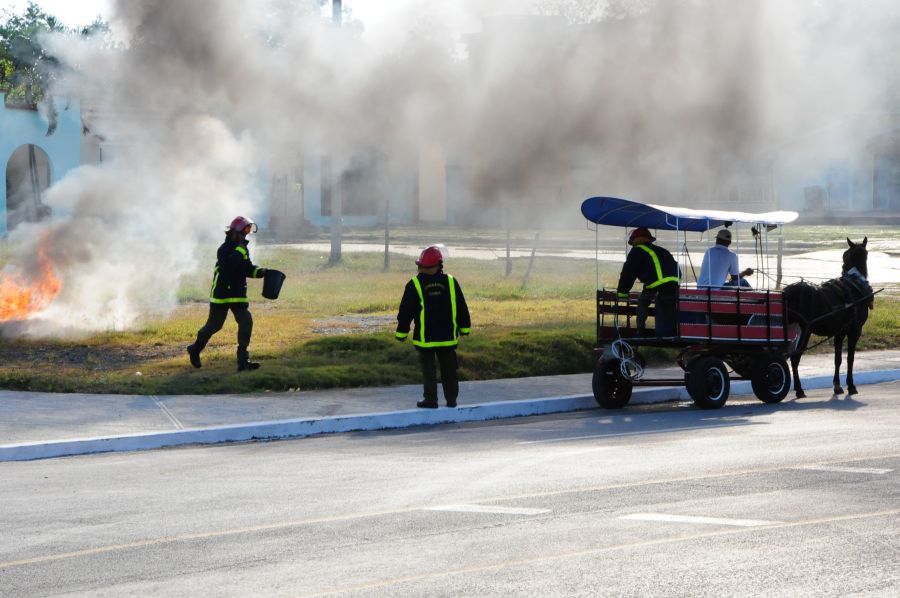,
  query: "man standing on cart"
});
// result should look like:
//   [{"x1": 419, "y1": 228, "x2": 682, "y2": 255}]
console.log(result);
[{"x1": 616, "y1": 227, "x2": 680, "y2": 337}]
